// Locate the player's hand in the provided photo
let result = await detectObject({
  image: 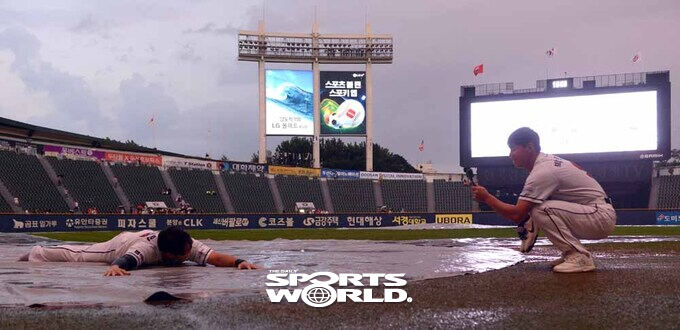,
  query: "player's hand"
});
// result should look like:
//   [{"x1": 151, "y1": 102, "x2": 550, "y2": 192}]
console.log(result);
[
  {"x1": 237, "y1": 262, "x2": 259, "y2": 270},
  {"x1": 471, "y1": 185, "x2": 491, "y2": 203},
  {"x1": 104, "y1": 265, "x2": 131, "y2": 276}
]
